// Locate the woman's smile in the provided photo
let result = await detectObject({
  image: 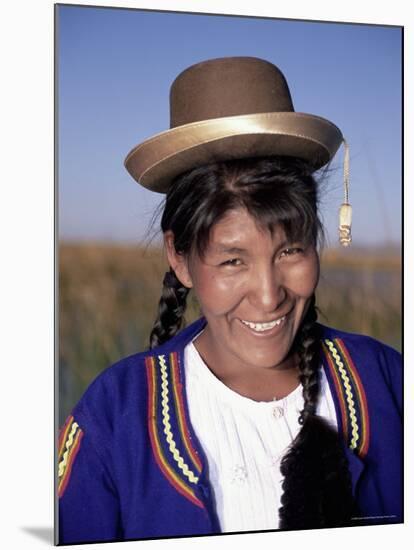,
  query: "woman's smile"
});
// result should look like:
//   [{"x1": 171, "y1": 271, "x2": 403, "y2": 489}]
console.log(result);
[
  {"x1": 240, "y1": 315, "x2": 286, "y2": 332},
  {"x1": 238, "y1": 313, "x2": 287, "y2": 334}
]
